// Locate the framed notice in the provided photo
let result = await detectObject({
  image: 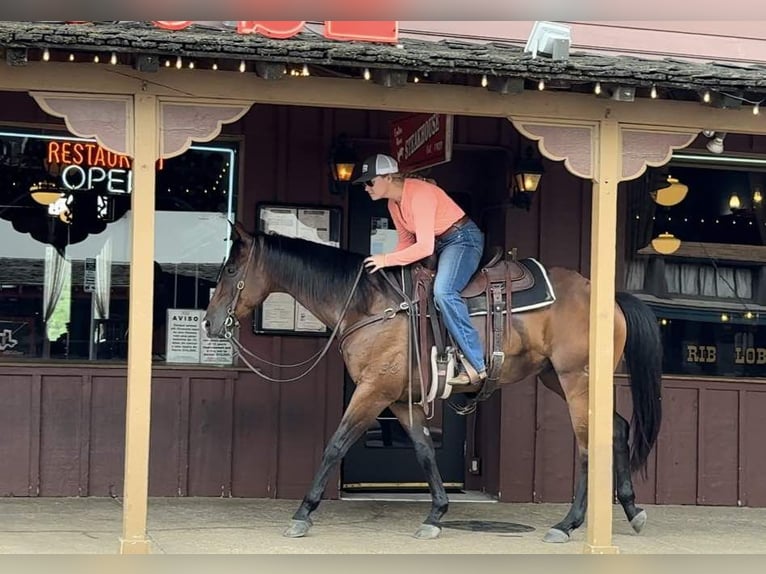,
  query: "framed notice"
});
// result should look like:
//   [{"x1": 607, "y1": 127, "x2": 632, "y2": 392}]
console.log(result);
[{"x1": 253, "y1": 203, "x2": 343, "y2": 336}]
